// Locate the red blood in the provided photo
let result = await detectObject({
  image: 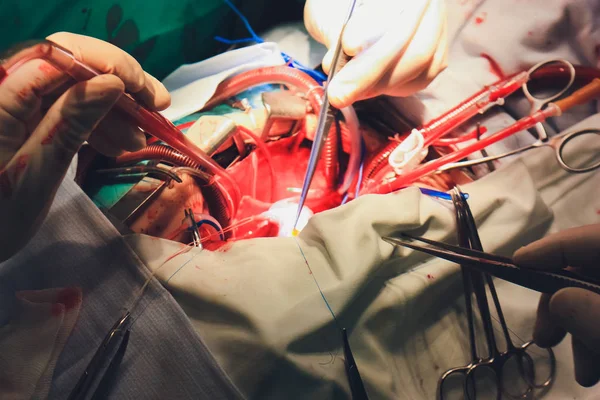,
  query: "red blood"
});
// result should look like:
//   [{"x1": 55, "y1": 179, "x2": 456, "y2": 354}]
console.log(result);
[
  {"x1": 38, "y1": 62, "x2": 57, "y2": 76},
  {"x1": 480, "y1": 53, "x2": 505, "y2": 79},
  {"x1": 0, "y1": 170, "x2": 12, "y2": 198},
  {"x1": 147, "y1": 208, "x2": 159, "y2": 220},
  {"x1": 56, "y1": 287, "x2": 81, "y2": 311},
  {"x1": 12, "y1": 154, "x2": 29, "y2": 181},
  {"x1": 427, "y1": 274, "x2": 434, "y2": 280},
  {"x1": 474, "y1": 12, "x2": 487, "y2": 25},
  {"x1": 17, "y1": 88, "x2": 30, "y2": 101},
  {"x1": 42, "y1": 121, "x2": 64, "y2": 145},
  {"x1": 0, "y1": 66, "x2": 6, "y2": 83}
]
